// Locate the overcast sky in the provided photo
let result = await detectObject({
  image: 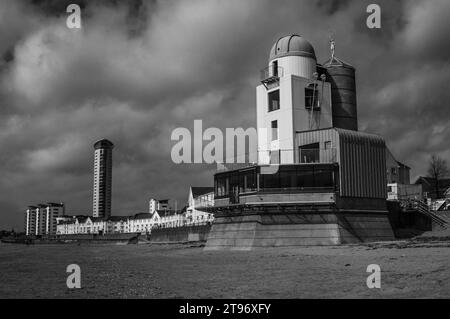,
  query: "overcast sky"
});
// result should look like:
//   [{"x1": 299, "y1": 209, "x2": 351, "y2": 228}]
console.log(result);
[{"x1": 1, "y1": 0, "x2": 450, "y2": 229}]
